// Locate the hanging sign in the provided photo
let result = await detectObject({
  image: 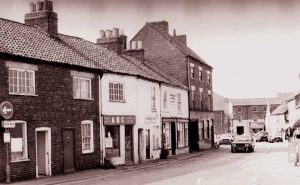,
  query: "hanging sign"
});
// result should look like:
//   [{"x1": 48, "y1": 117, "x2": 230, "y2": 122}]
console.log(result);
[{"x1": 0, "y1": 101, "x2": 13, "y2": 120}]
